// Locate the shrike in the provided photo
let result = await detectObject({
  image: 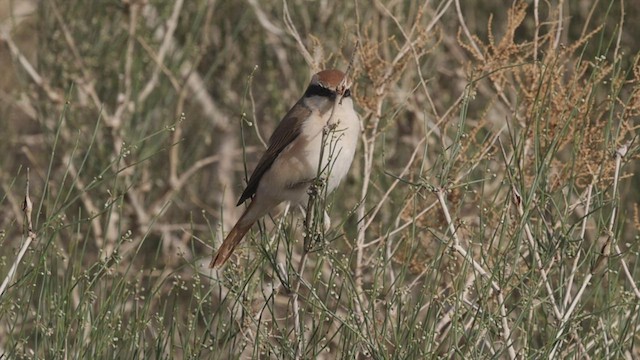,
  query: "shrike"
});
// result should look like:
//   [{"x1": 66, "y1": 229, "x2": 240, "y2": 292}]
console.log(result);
[{"x1": 210, "y1": 69, "x2": 359, "y2": 268}]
